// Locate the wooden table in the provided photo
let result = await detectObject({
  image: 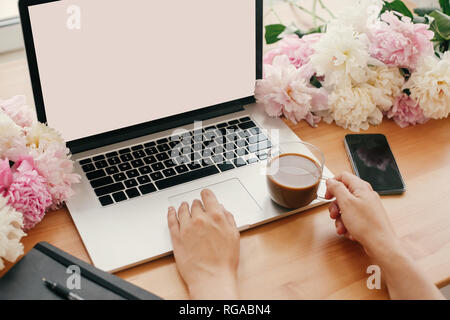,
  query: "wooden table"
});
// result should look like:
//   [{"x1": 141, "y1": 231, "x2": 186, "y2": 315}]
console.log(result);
[{"x1": 1, "y1": 0, "x2": 449, "y2": 299}]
